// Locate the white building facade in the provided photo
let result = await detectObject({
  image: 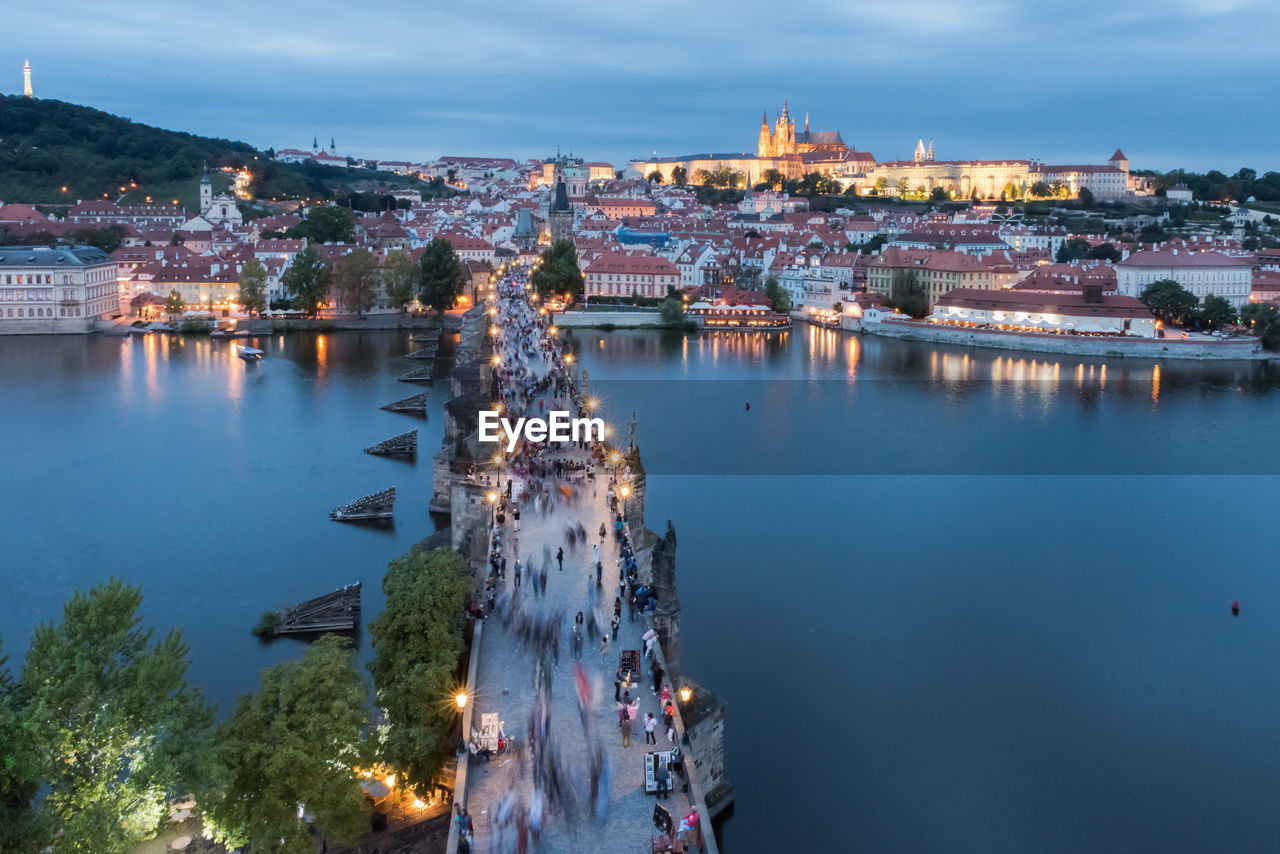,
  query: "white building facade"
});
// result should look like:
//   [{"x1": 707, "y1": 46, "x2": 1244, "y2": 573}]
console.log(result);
[
  {"x1": 0, "y1": 246, "x2": 119, "y2": 334},
  {"x1": 1116, "y1": 249, "x2": 1254, "y2": 307}
]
